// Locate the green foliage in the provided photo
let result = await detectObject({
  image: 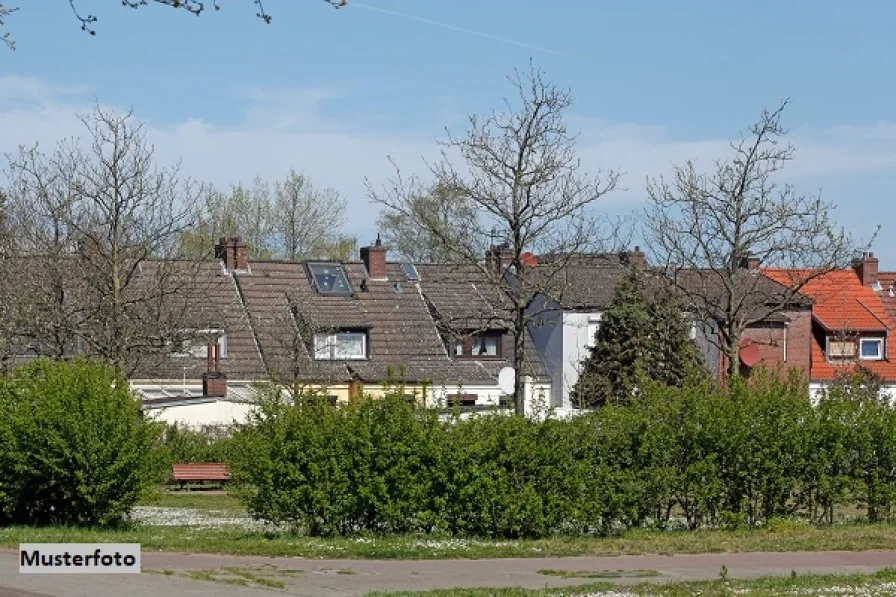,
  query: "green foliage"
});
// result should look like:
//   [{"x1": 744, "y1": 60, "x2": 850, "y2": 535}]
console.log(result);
[
  {"x1": 571, "y1": 266, "x2": 704, "y2": 407},
  {"x1": 230, "y1": 370, "x2": 896, "y2": 539},
  {"x1": 0, "y1": 359, "x2": 166, "y2": 526},
  {"x1": 159, "y1": 422, "x2": 238, "y2": 464}
]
